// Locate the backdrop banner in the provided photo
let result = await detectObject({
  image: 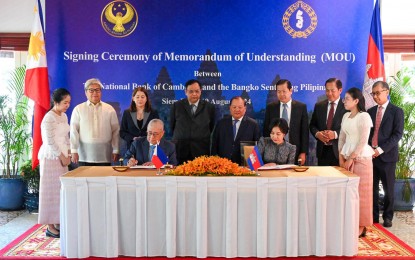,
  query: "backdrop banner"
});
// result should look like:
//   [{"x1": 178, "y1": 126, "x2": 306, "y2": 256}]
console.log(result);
[{"x1": 46, "y1": 0, "x2": 373, "y2": 162}]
